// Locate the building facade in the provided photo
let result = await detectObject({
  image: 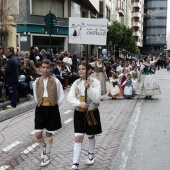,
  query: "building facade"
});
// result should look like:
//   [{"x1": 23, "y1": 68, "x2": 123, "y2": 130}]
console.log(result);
[
  {"x1": 166, "y1": 31, "x2": 170, "y2": 57},
  {"x1": 110, "y1": 0, "x2": 125, "y2": 24},
  {"x1": 131, "y1": 0, "x2": 144, "y2": 47},
  {"x1": 11, "y1": 0, "x2": 98, "y2": 55},
  {"x1": 141, "y1": 0, "x2": 167, "y2": 56}
]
